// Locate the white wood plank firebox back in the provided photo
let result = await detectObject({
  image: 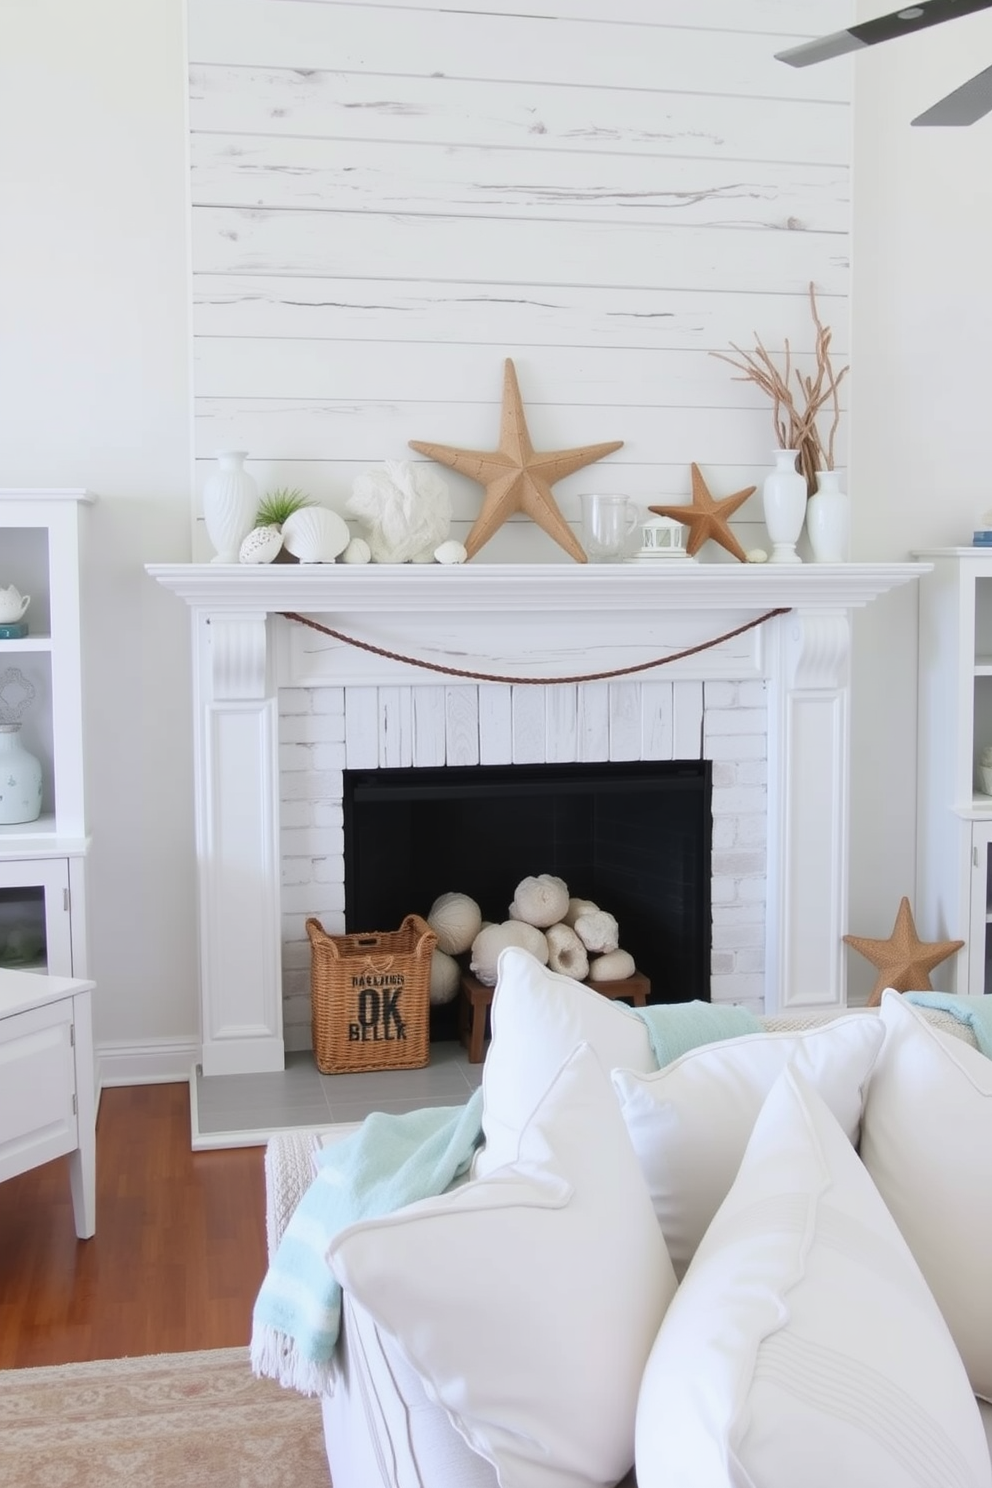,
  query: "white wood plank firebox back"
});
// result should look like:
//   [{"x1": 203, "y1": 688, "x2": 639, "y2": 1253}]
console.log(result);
[{"x1": 149, "y1": 564, "x2": 924, "y2": 1077}]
